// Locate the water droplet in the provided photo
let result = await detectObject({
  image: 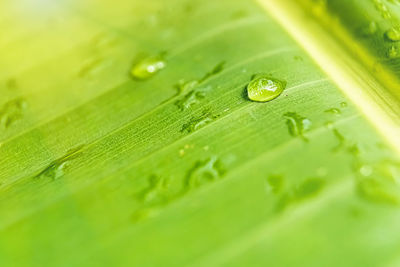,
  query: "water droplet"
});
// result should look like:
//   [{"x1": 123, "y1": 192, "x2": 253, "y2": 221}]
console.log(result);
[
  {"x1": 181, "y1": 112, "x2": 217, "y2": 133},
  {"x1": 247, "y1": 75, "x2": 286, "y2": 102},
  {"x1": 374, "y1": 0, "x2": 391, "y2": 18},
  {"x1": 136, "y1": 175, "x2": 171, "y2": 204},
  {"x1": 34, "y1": 145, "x2": 85, "y2": 180},
  {"x1": 387, "y1": 45, "x2": 400, "y2": 58},
  {"x1": 78, "y1": 57, "x2": 105, "y2": 78},
  {"x1": 332, "y1": 128, "x2": 346, "y2": 151},
  {"x1": 283, "y1": 112, "x2": 312, "y2": 141},
  {"x1": 184, "y1": 157, "x2": 225, "y2": 189},
  {"x1": 340, "y1": 102, "x2": 348, "y2": 108},
  {"x1": 175, "y1": 86, "x2": 211, "y2": 111},
  {"x1": 295, "y1": 178, "x2": 325, "y2": 199},
  {"x1": 360, "y1": 21, "x2": 377, "y2": 36},
  {"x1": 199, "y1": 61, "x2": 225, "y2": 83},
  {"x1": 385, "y1": 27, "x2": 400, "y2": 41},
  {"x1": 347, "y1": 144, "x2": 360, "y2": 157},
  {"x1": 324, "y1": 121, "x2": 334, "y2": 129},
  {"x1": 324, "y1": 108, "x2": 341, "y2": 115},
  {"x1": 357, "y1": 178, "x2": 400, "y2": 205},
  {"x1": 294, "y1": 55, "x2": 303, "y2": 61},
  {"x1": 0, "y1": 98, "x2": 28, "y2": 128},
  {"x1": 359, "y1": 165, "x2": 373, "y2": 177},
  {"x1": 175, "y1": 79, "x2": 199, "y2": 95},
  {"x1": 131, "y1": 55, "x2": 166, "y2": 80},
  {"x1": 132, "y1": 207, "x2": 160, "y2": 222},
  {"x1": 266, "y1": 175, "x2": 284, "y2": 194}
]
